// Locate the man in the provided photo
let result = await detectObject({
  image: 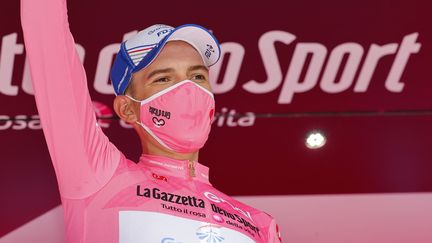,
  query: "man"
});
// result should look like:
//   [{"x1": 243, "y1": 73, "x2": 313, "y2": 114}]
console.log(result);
[{"x1": 21, "y1": 0, "x2": 282, "y2": 242}]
